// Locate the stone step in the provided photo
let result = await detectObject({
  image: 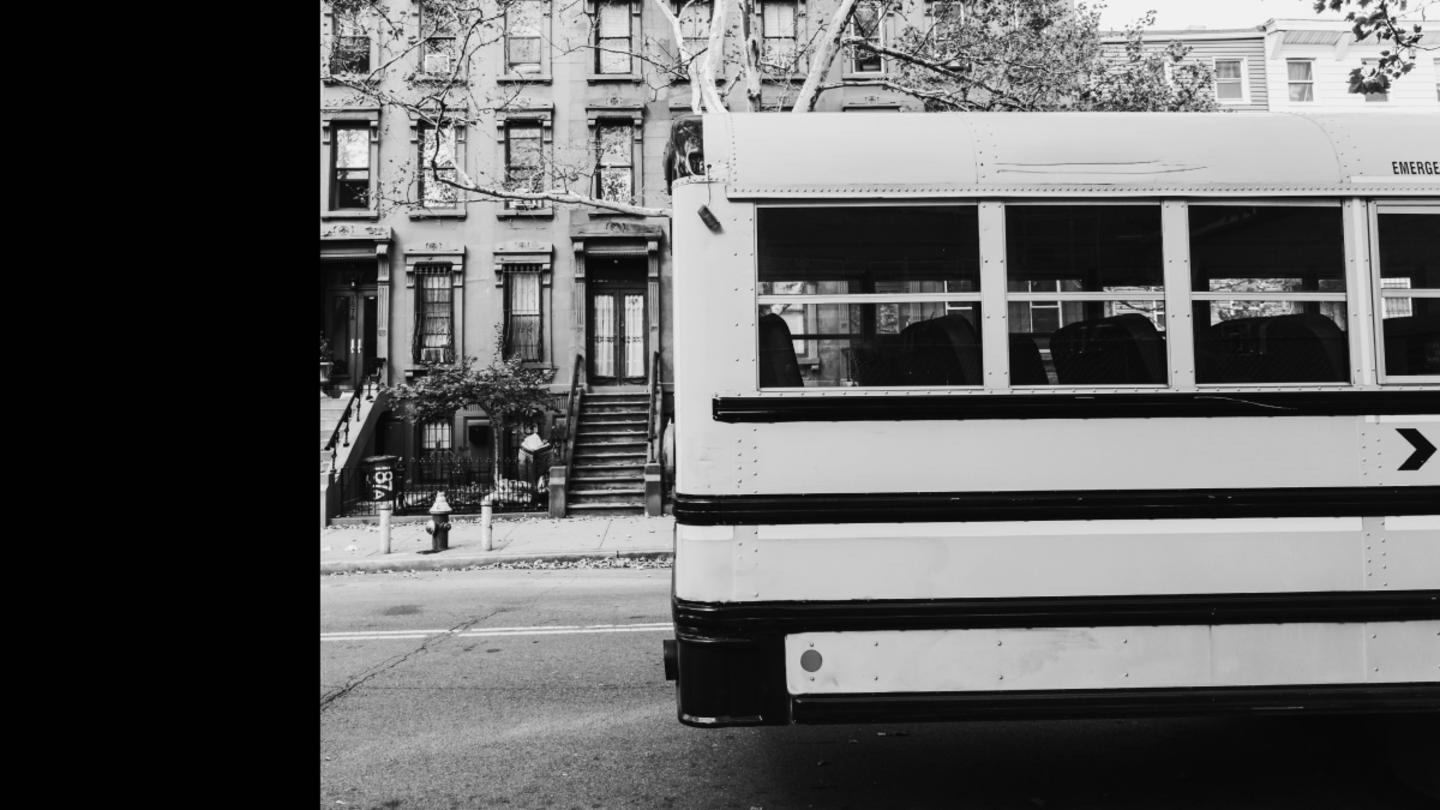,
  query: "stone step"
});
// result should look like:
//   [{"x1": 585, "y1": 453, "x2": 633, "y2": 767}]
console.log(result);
[
  {"x1": 578, "y1": 415, "x2": 648, "y2": 429},
  {"x1": 567, "y1": 503, "x2": 645, "y2": 516},
  {"x1": 570, "y1": 464, "x2": 645, "y2": 475},
  {"x1": 580, "y1": 406, "x2": 648, "y2": 418},
  {"x1": 568, "y1": 493, "x2": 645, "y2": 507},
  {"x1": 577, "y1": 428, "x2": 647, "y2": 439},
  {"x1": 573, "y1": 447, "x2": 647, "y2": 459},
  {"x1": 574, "y1": 435, "x2": 648, "y2": 447},
  {"x1": 583, "y1": 393, "x2": 649, "y2": 402},
  {"x1": 572, "y1": 461, "x2": 646, "y2": 474},
  {"x1": 569, "y1": 478, "x2": 644, "y2": 491}
]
